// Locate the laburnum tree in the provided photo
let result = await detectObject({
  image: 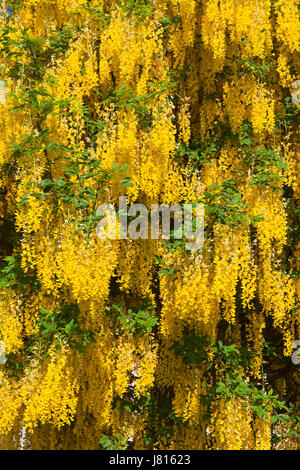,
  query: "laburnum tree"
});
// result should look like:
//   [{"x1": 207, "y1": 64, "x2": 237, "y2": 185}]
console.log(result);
[{"x1": 0, "y1": 0, "x2": 299, "y2": 450}]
